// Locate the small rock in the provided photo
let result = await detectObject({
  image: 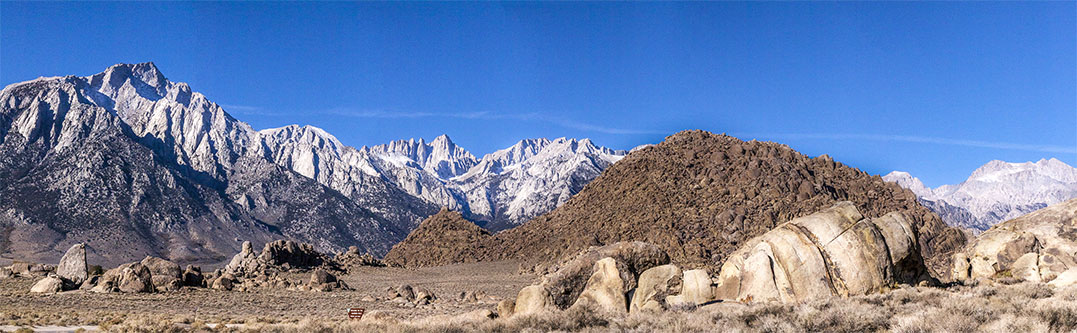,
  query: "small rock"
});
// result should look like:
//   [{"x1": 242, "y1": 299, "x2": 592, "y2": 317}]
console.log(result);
[
  {"x1": 30, "y1": 276, "x2": 64, "y2": 293},
  {"x1": 514, "y1": 285, "x2": 552, "y2": 316},
  {"x1": 497, "y1": 299, "x2": 516, "y2": 318}
]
